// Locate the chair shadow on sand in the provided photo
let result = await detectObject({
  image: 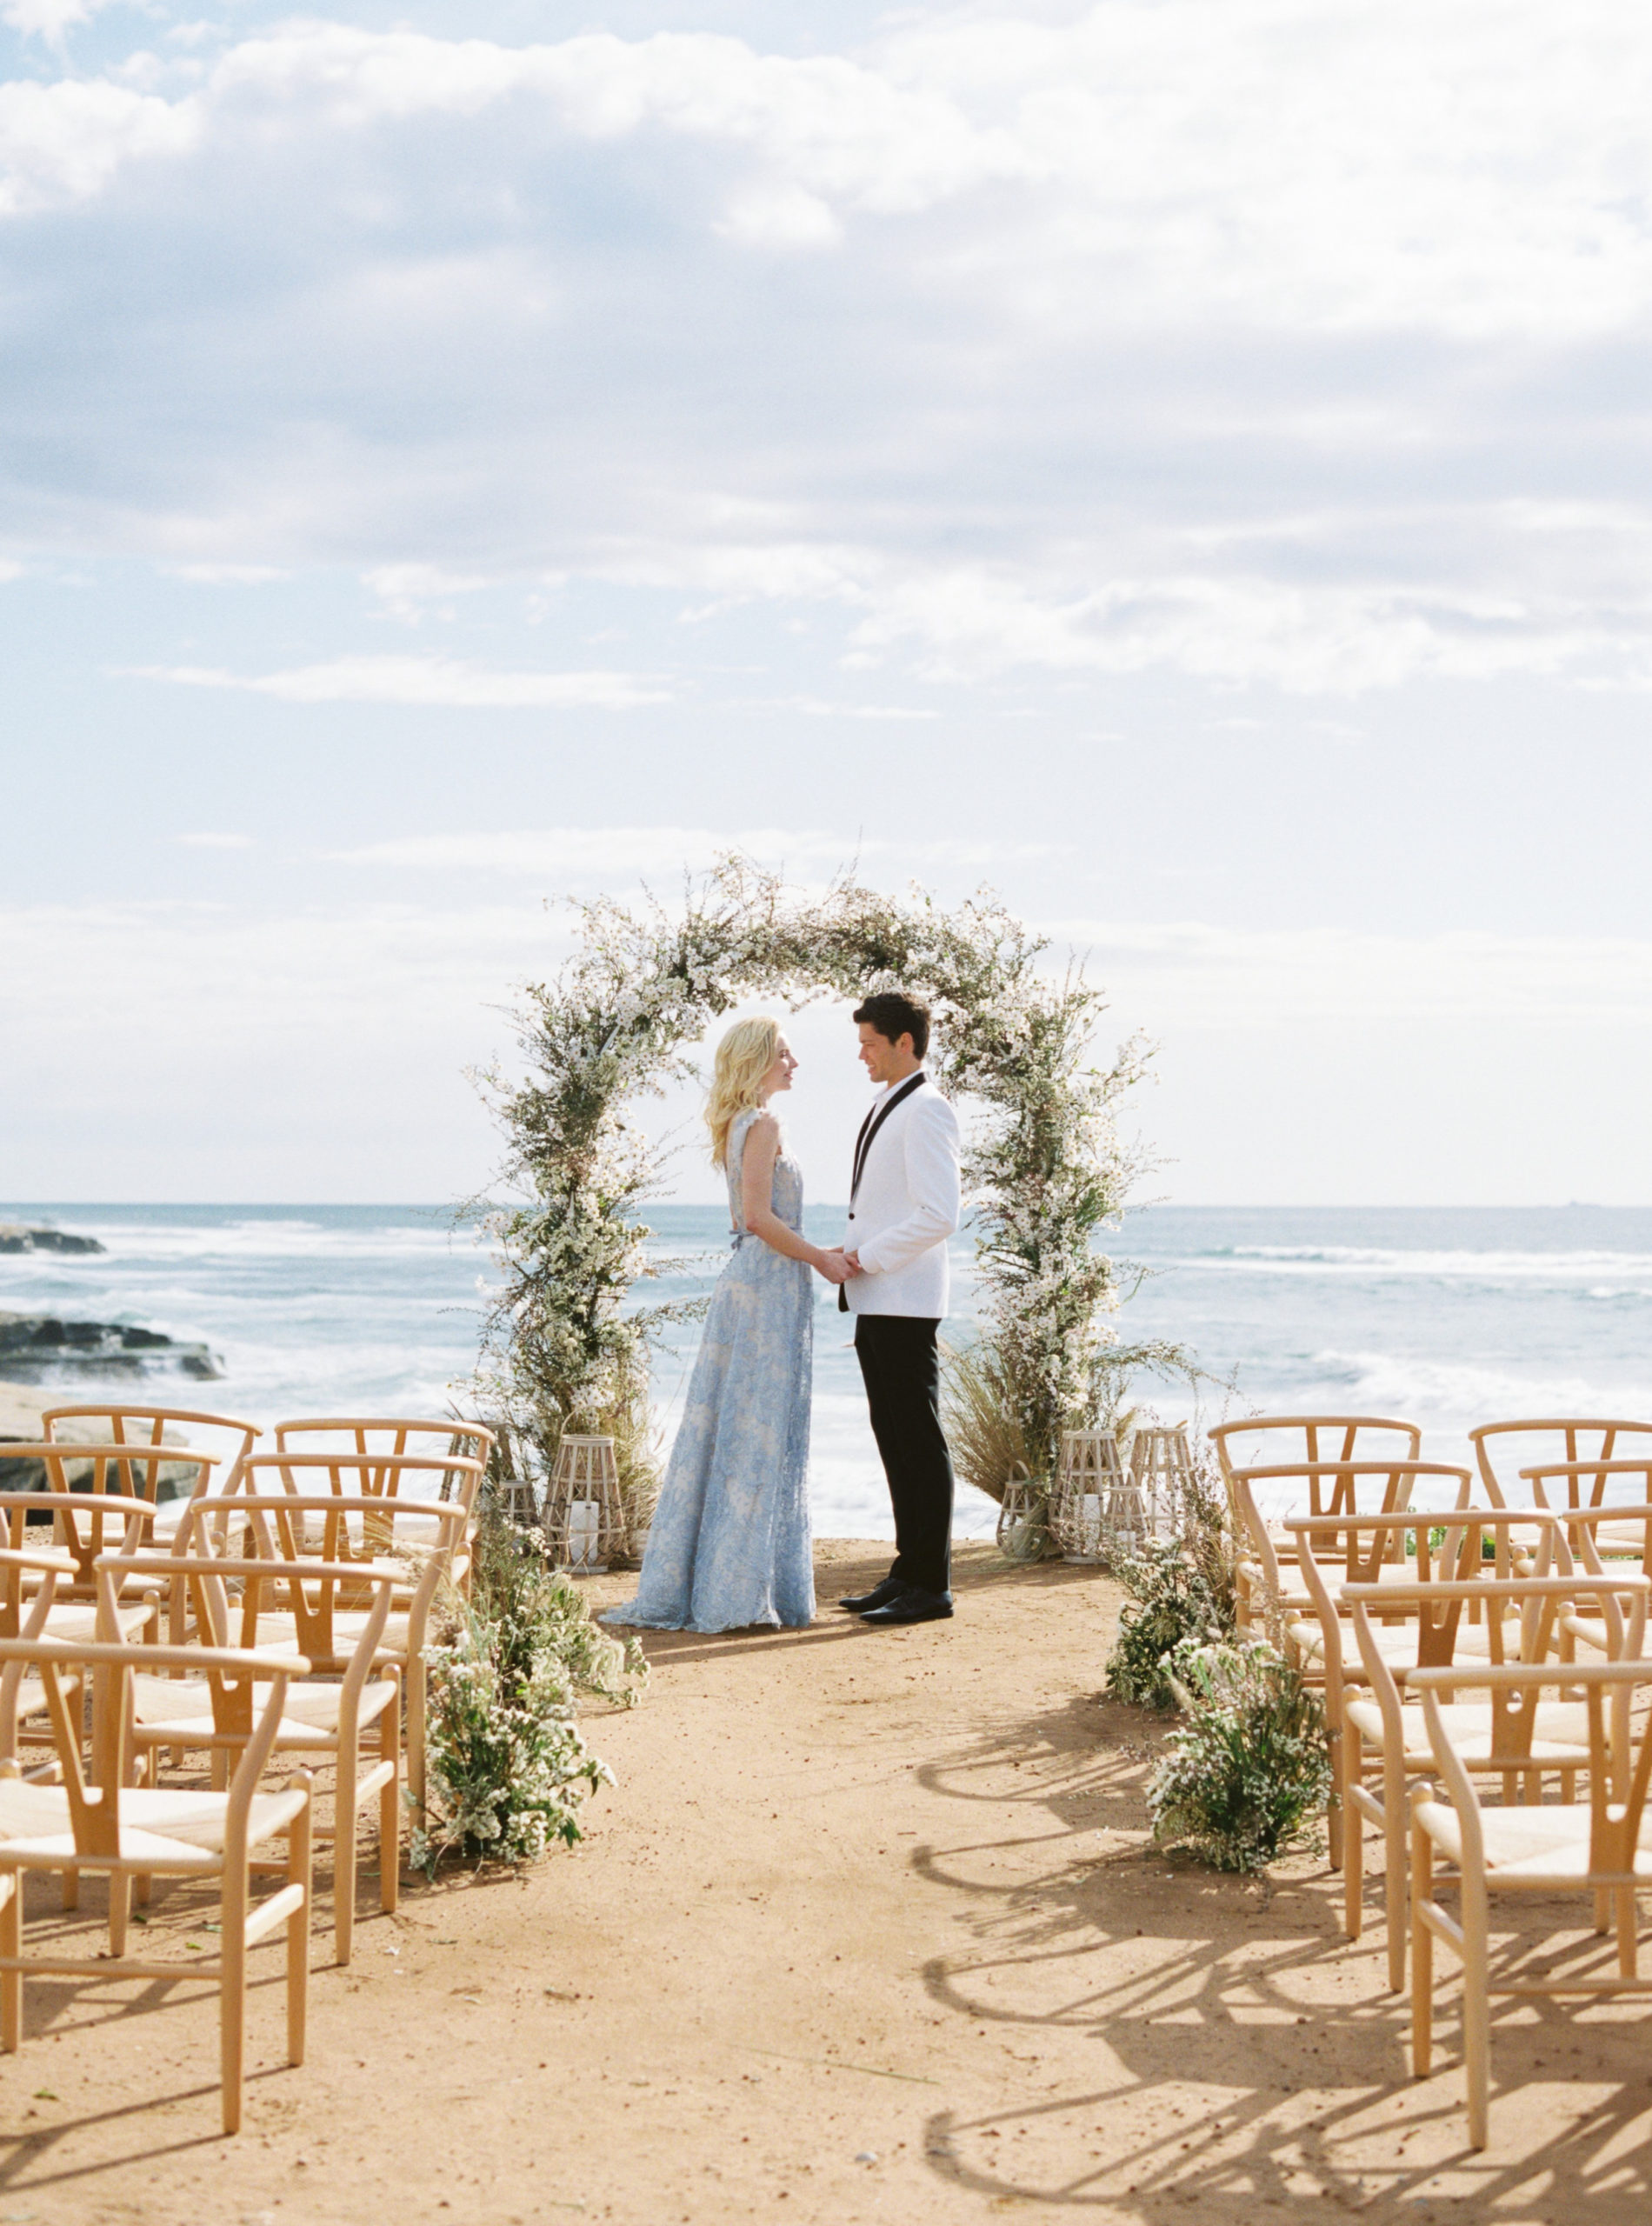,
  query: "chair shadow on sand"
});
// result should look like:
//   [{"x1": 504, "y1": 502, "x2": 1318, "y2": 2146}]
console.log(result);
[{"x1": 904, "y1": 1689, "x2": 1652, "y2": 2216}]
